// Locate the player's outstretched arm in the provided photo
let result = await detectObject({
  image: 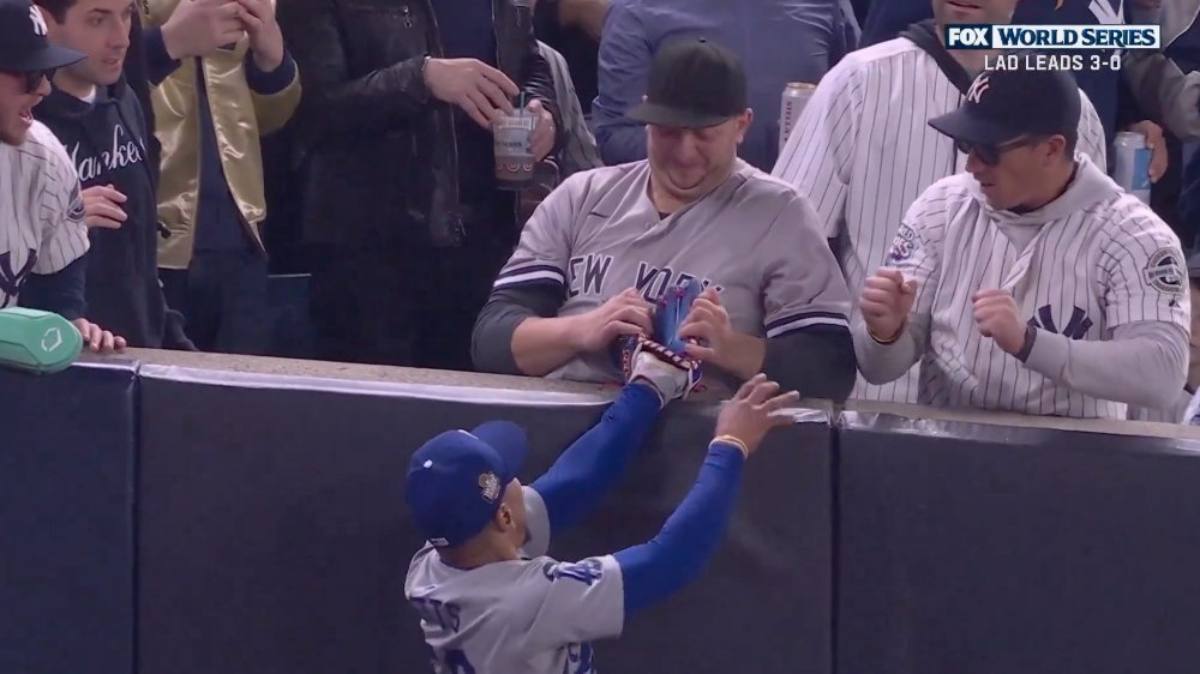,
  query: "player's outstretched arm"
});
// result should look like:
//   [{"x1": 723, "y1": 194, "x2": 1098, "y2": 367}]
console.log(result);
[
  {"x1": 530, "y1": 381, "x2": 664, "y2": 537},
  {"x1": 612, "y1": 376, "x2": 798, "y2": 617}
]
